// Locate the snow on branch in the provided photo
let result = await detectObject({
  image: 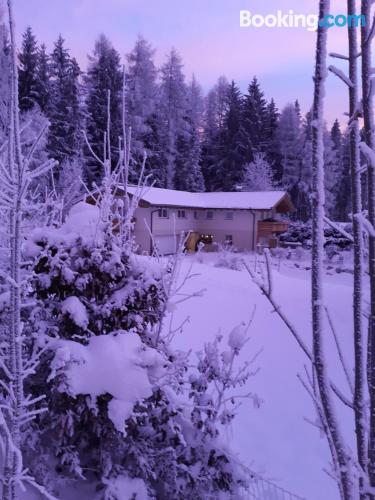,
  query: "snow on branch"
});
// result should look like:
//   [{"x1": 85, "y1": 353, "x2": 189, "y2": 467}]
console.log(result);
[
  {"x1": 354, "y1": 213, "x2": 375, "y2": 238},
  {"x1": 328, "y1": 65, "x2": 354, "y2": 88},
  {"x1": 329, "y1": 52, "x2": 350, "y2": 61},
  {"x1": 323, "y1": 216, "x2": 354, "y2": 242}
]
